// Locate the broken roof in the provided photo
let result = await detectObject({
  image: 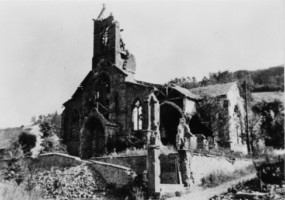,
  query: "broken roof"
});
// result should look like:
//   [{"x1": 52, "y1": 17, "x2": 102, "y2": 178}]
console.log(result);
[
  {"x1": 171, "y1": 85, "x2": 200, "y2": 100},
  {"x1": 189, "y1": 82, "x2": 237, "y2": 98},
  {"x1": 135, "y1": 80, "x2": 163, "y2": 88}
]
